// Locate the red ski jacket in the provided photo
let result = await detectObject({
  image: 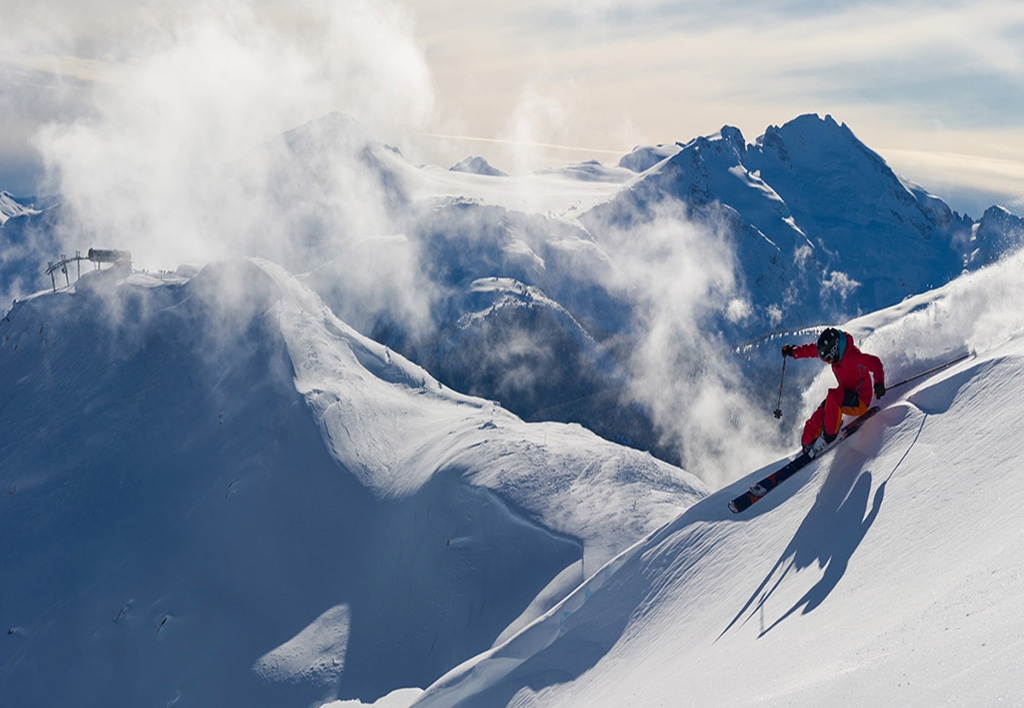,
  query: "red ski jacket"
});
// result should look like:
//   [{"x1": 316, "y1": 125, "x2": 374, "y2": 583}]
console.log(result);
[{"x1": 792, "y1": 332, "x2": 885, "y2": 406}]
